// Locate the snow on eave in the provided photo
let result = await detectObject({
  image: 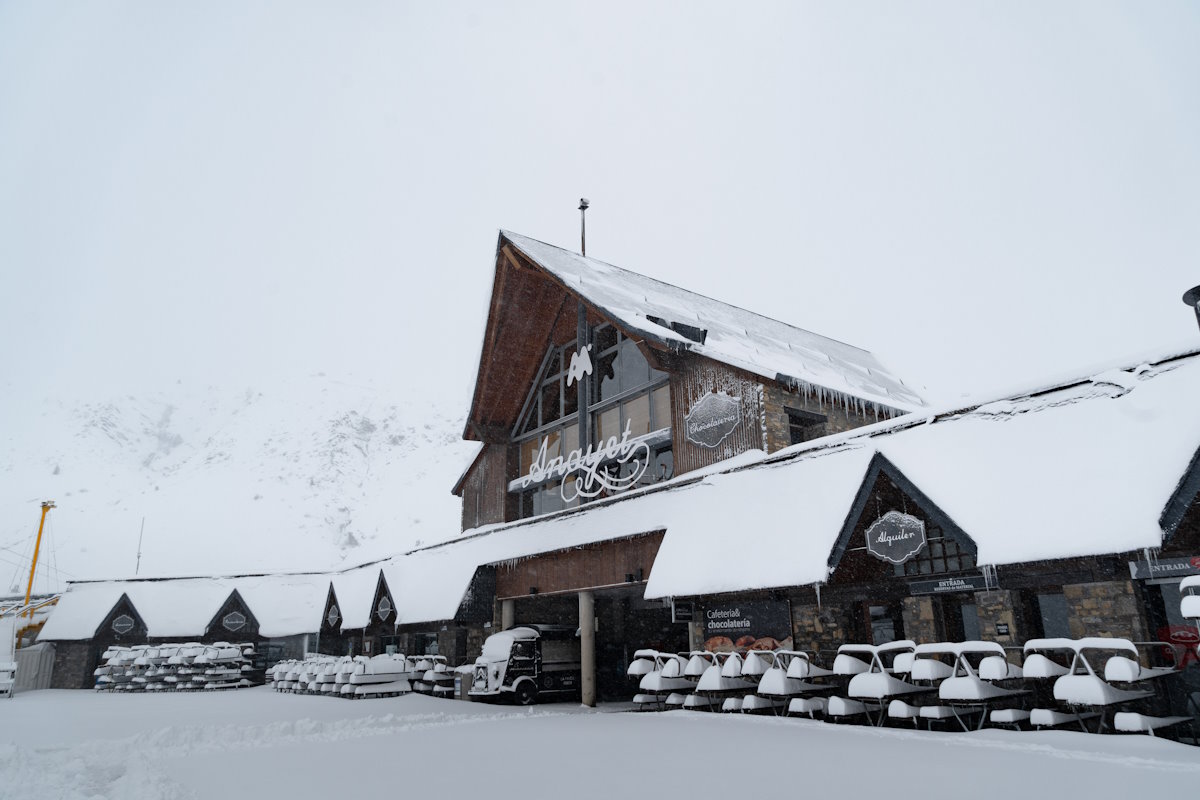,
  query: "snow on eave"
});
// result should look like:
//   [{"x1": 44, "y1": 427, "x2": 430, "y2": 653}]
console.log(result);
[
  {"x1": 40, "y1": 571, "x2": 334, "y2": 641},
  {"x1": 499, "y1": 231, "x2": 926, "y2": 414},
  {"x1": 401, "y1": 345, "x2": 1200, "y2": 612},
  {"x1": 451, "y1": 443, "x2": 486, "y2": 497}
]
